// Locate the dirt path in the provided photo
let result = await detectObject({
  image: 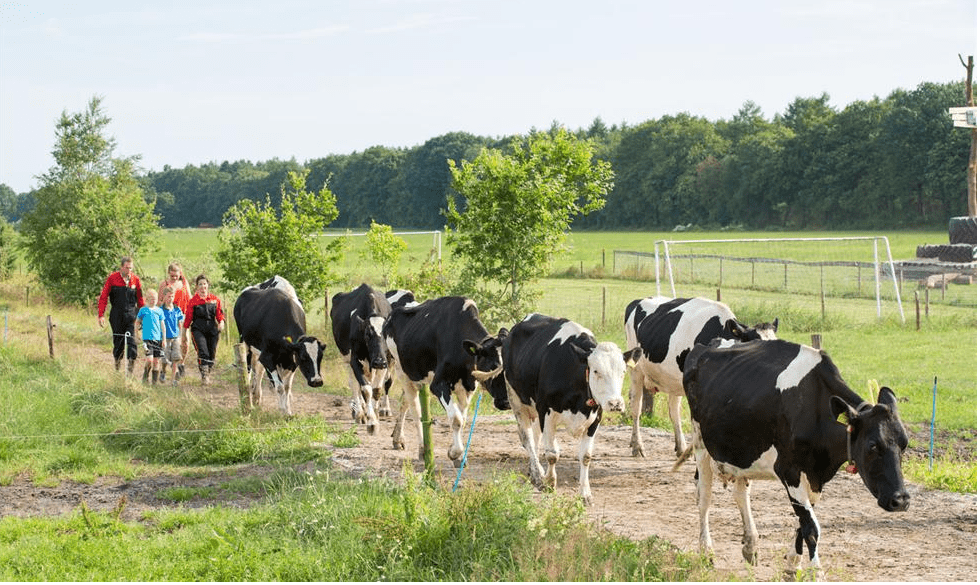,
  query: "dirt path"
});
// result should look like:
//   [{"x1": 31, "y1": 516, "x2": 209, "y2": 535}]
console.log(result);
[{"x1": 2, "y1": 377, "x2": 975, "y2": 582}]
